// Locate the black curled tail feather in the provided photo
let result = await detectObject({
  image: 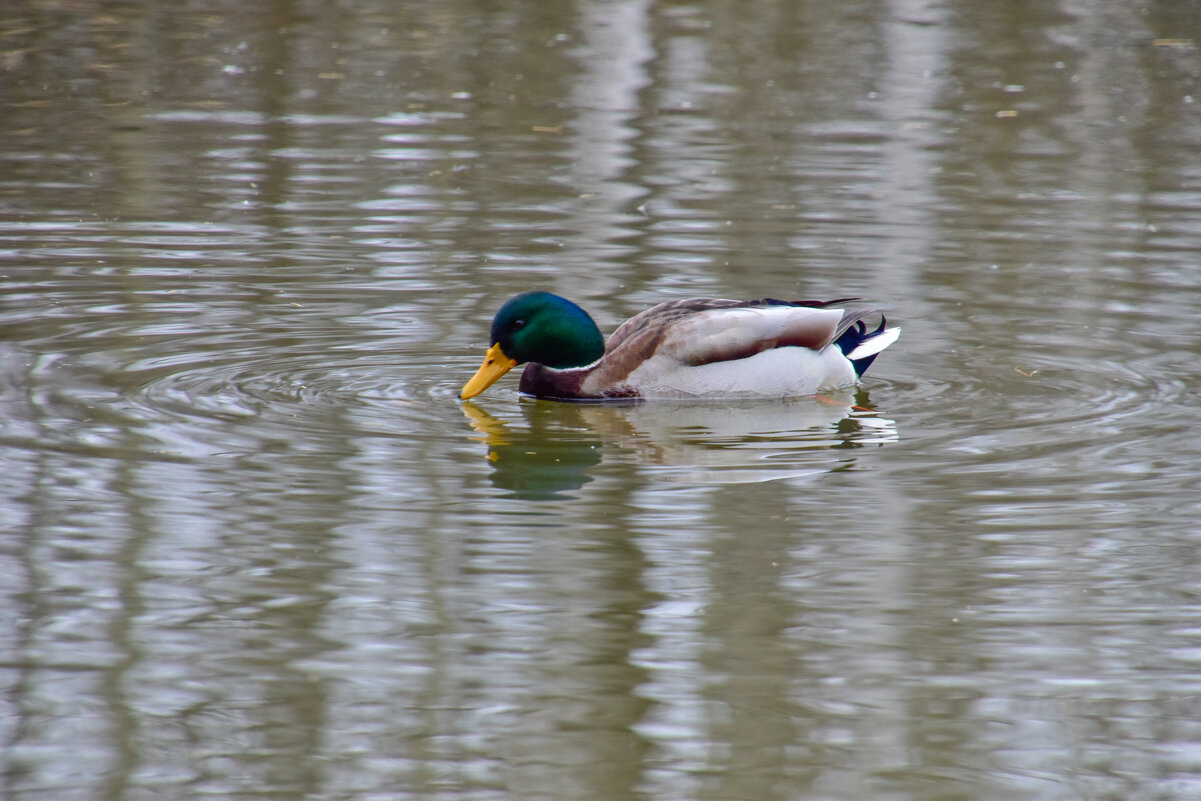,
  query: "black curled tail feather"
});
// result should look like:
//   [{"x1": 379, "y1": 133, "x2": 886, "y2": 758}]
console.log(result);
[{"x1": 834, "y1": 314, "x2": 888, "y2": 376}]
